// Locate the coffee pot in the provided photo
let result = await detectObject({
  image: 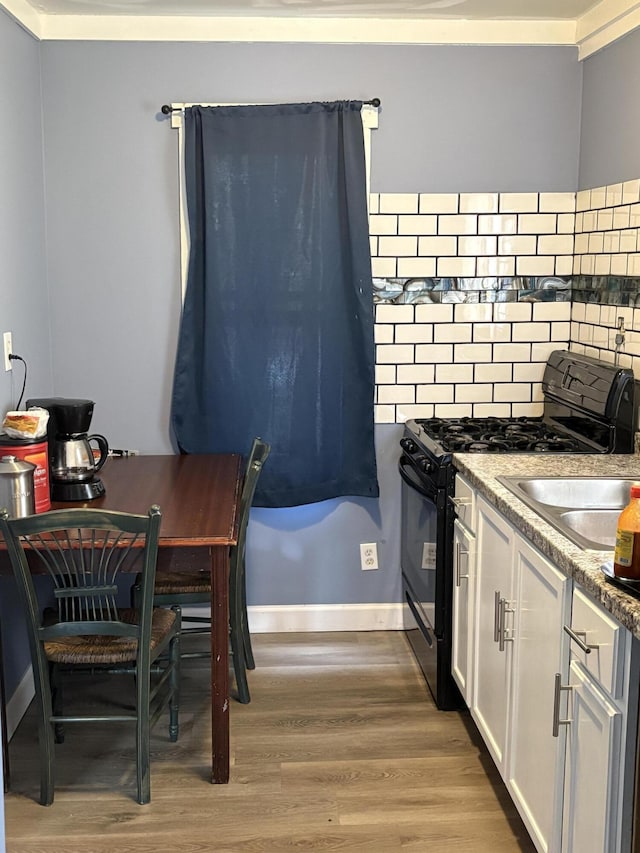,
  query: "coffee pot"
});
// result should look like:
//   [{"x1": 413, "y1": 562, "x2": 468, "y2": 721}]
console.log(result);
[{"x1": 26, "y1": 397, "x2": 109, "y2": 501}]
